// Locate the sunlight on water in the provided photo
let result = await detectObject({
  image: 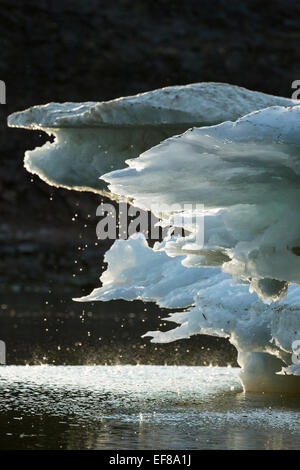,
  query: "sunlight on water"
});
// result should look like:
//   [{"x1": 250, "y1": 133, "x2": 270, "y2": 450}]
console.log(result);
[{"x1": 0, "y1": 365, "x2": 299, "y2": 450}]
